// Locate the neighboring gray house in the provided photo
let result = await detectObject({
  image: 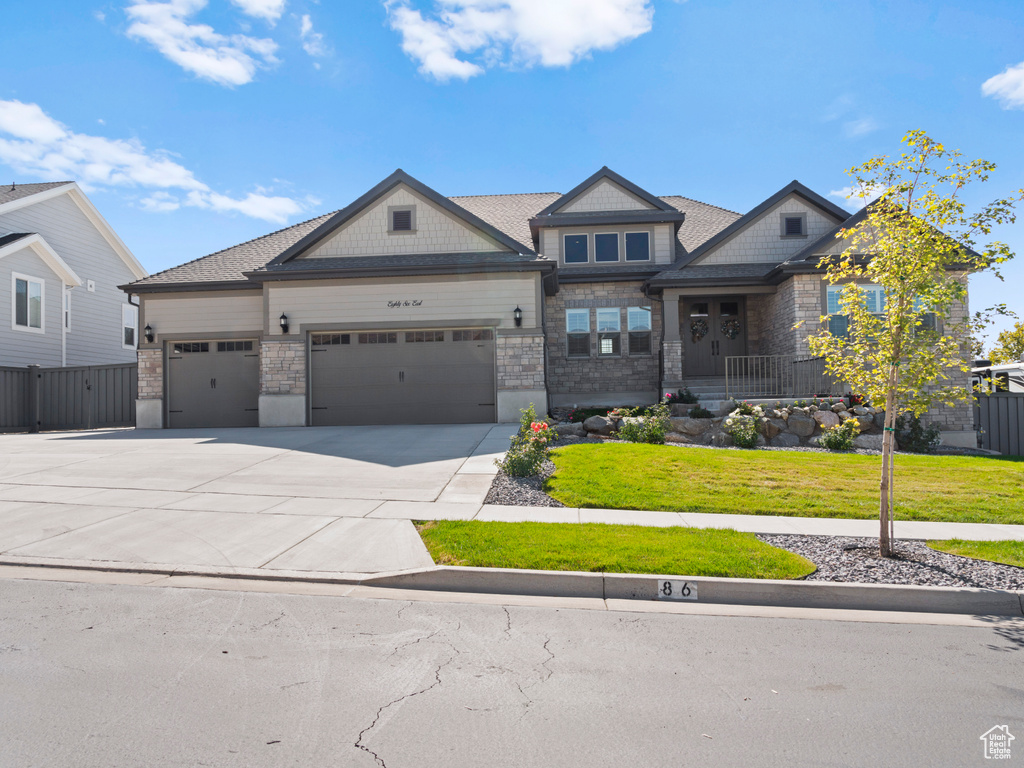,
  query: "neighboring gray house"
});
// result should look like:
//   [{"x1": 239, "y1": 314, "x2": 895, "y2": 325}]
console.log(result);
[
  {"x1": 0, "y1": 182, "x2": 148, "y2": 368},
  {"x1": 122, "y1": 167, "x2": 974, "y2": 445}
]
